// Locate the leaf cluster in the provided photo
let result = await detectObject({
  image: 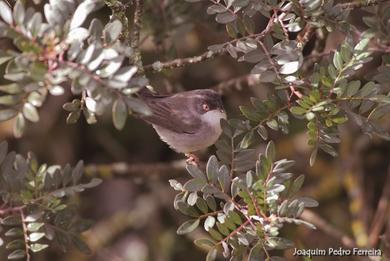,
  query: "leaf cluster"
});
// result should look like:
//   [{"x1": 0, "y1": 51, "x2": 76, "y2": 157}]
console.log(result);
[
  {"x1": 0, "y1": 141, "x2": 101, "y2": 259},
  {"x1": 170, "y1": 129, "x2": 317, "y2": 260},
  {"x1": 0, "y1": 0, "x2": 150, "y2": 137}
]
